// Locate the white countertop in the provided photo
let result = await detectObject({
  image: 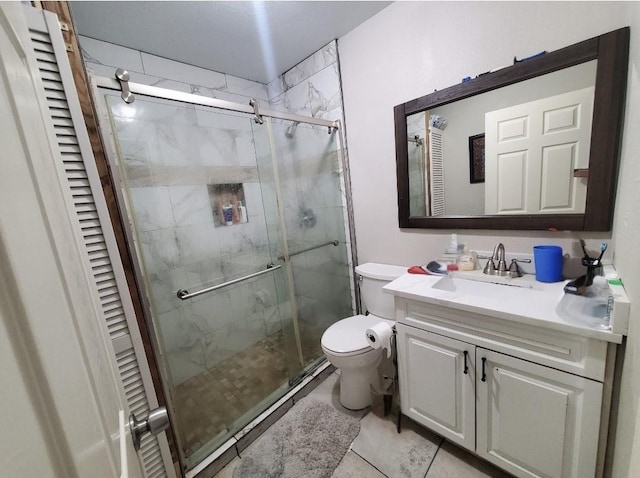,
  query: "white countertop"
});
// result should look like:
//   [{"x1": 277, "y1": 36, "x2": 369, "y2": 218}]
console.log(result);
[{"x1": 383, "y1": 272, "x2": 623, "y2": 344}]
